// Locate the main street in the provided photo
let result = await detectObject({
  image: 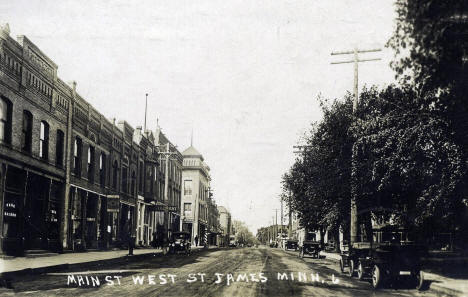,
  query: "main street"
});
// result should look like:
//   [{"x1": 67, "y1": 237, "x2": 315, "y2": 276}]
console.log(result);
[{"x1": 0, "y1": 247, "x2": 439, "y2": 297}]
